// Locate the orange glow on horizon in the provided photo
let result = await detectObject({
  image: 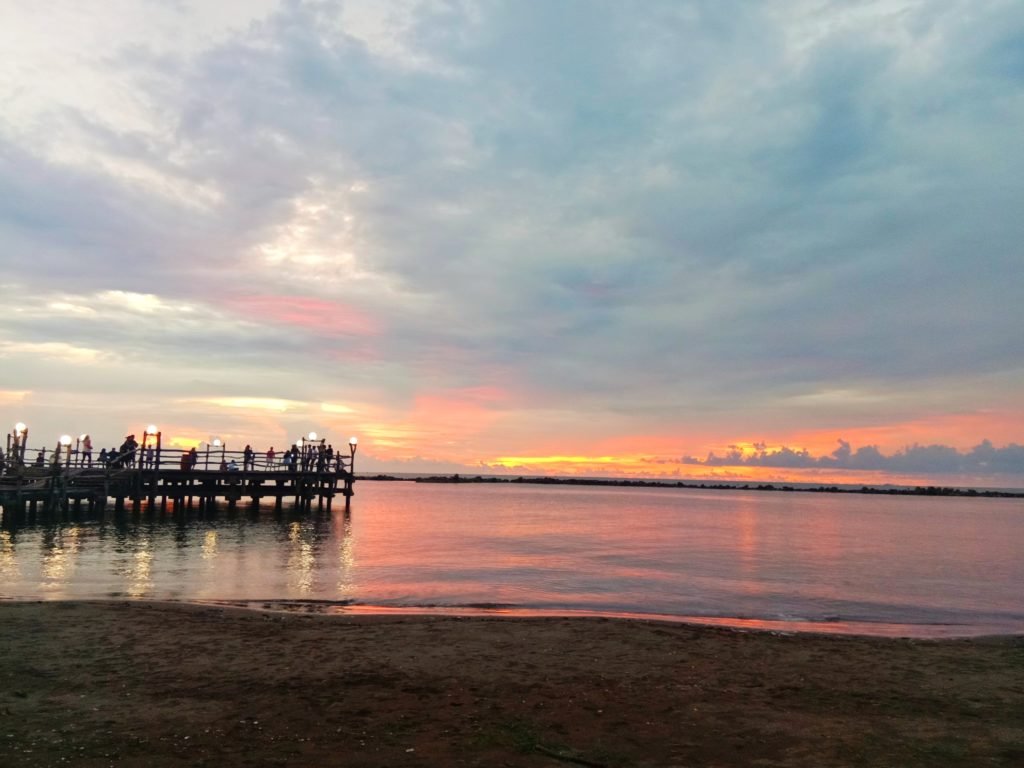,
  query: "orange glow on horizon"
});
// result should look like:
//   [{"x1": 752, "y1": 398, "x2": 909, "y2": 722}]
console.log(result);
[
  {"x1": 168, "y1": 436, "x2": 203, "y2": 450},
  {"x1": 783, "y1": 409, "x2": 1024, "y2": 456},
  {"x1": 61, "y1": 395, "x2": 1019, "y2": 489},
  {"x1": 477, "y1": 452, "x2": 1017, "y2": 488}
]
